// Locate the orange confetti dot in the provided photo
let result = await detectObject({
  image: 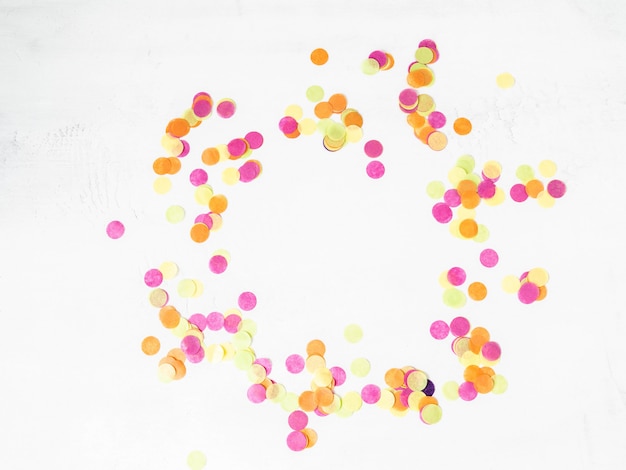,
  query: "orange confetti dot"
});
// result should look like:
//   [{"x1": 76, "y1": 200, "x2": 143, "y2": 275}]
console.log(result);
[
  {"x1": 201, "y1": 147, "x2": 220, "y2": 166},
  {"x1": 315, "y1": 387, "x2": 334, "y2": 407},
  {"x1": 167, "y1": 156, "x2": 181, "y2": 175},
  {"x1": 460, "y1": 191, "x2": 481, "y2": 209},
  {"x1": 526, "y1": 179, "x2": 544, "y2": 198},
  {"x1": 306, "y1": 339, "x2": 326, "y2": 357},
  {"x1": 537, "y1": 285, "x2": 548, "y2": 301},
  {"x1": 328, "y1": 93, "x2": 348, "y2": 114},
  {"x1": 453, "y1": 117, "x2": 472, "y2": 135},
  {"x1": 457, "y1": 179, "x2": 477, "y2": 194},
  {"x1": 418, "y1": 395, "x2": 439, "y2": 411},
  {"x1": 463, "y1": 365, "x2": 481, "y2": 383},
  {"x1": 159, "y1": 305, "x2": 181, "y2": 329},
  {"x1": 474, "y1": 373, "x2": 495, "y2": 394},
  {"x1": 417, "y1": 126, "x2": 435, "y2": 143},
  {"x1": 166, "y1": 118, "x2": 191, "y2": 138},
  {"x1": 298, "y1": 390, "x2": 318, "y2": 412},
  {"x1": 208, "y1": 194, "x2": 228, "y2": 214},
  {"x1": 468, "y1": 281, "x2": 488, "y2": 301},
  {"x1": 310, "y1": 48, "x2": 329, "y2": 66},
  {"x1": 384, "y1": 368, "x2": 405, "y2": 389},
  {"x1": 407, "y1": 112, "x2": 426, "y2": 129},
  {"x1": 407, "y1": 68, "x2": 433, "y2": 88},
  {"x1": 190, "y1": 222, "x2": 210, "y2": 243},
  {"x1": 314, "y1": 101, "x2": 333, "y2": 119},
  {"x1": 459, "y1": 218, "x2": 478, "y2": 238},
  {"x1": 159, "y1": 355, "x2": 186, "y2": 380},
  {"x1": 153, "y1": 157, "x2": 171, "y2": 175},
  {"x1": 342, "y1": 109, "x2": 363, "y2": 127},
  {"x1": 141, "y1": 336, "x2": 161, "y2": 355},
  {"x1": 302, "y1": 428, "x2": 318, "y2": 448}
]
